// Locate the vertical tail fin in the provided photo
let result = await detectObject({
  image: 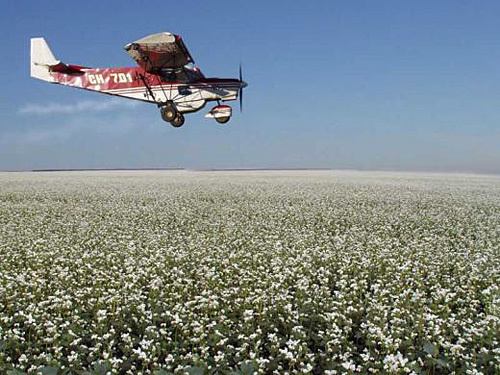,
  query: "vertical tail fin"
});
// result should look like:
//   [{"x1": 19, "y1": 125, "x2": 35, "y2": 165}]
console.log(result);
[{"x1": 31, "y1": 37, "x2": 59, "y2": 82}]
